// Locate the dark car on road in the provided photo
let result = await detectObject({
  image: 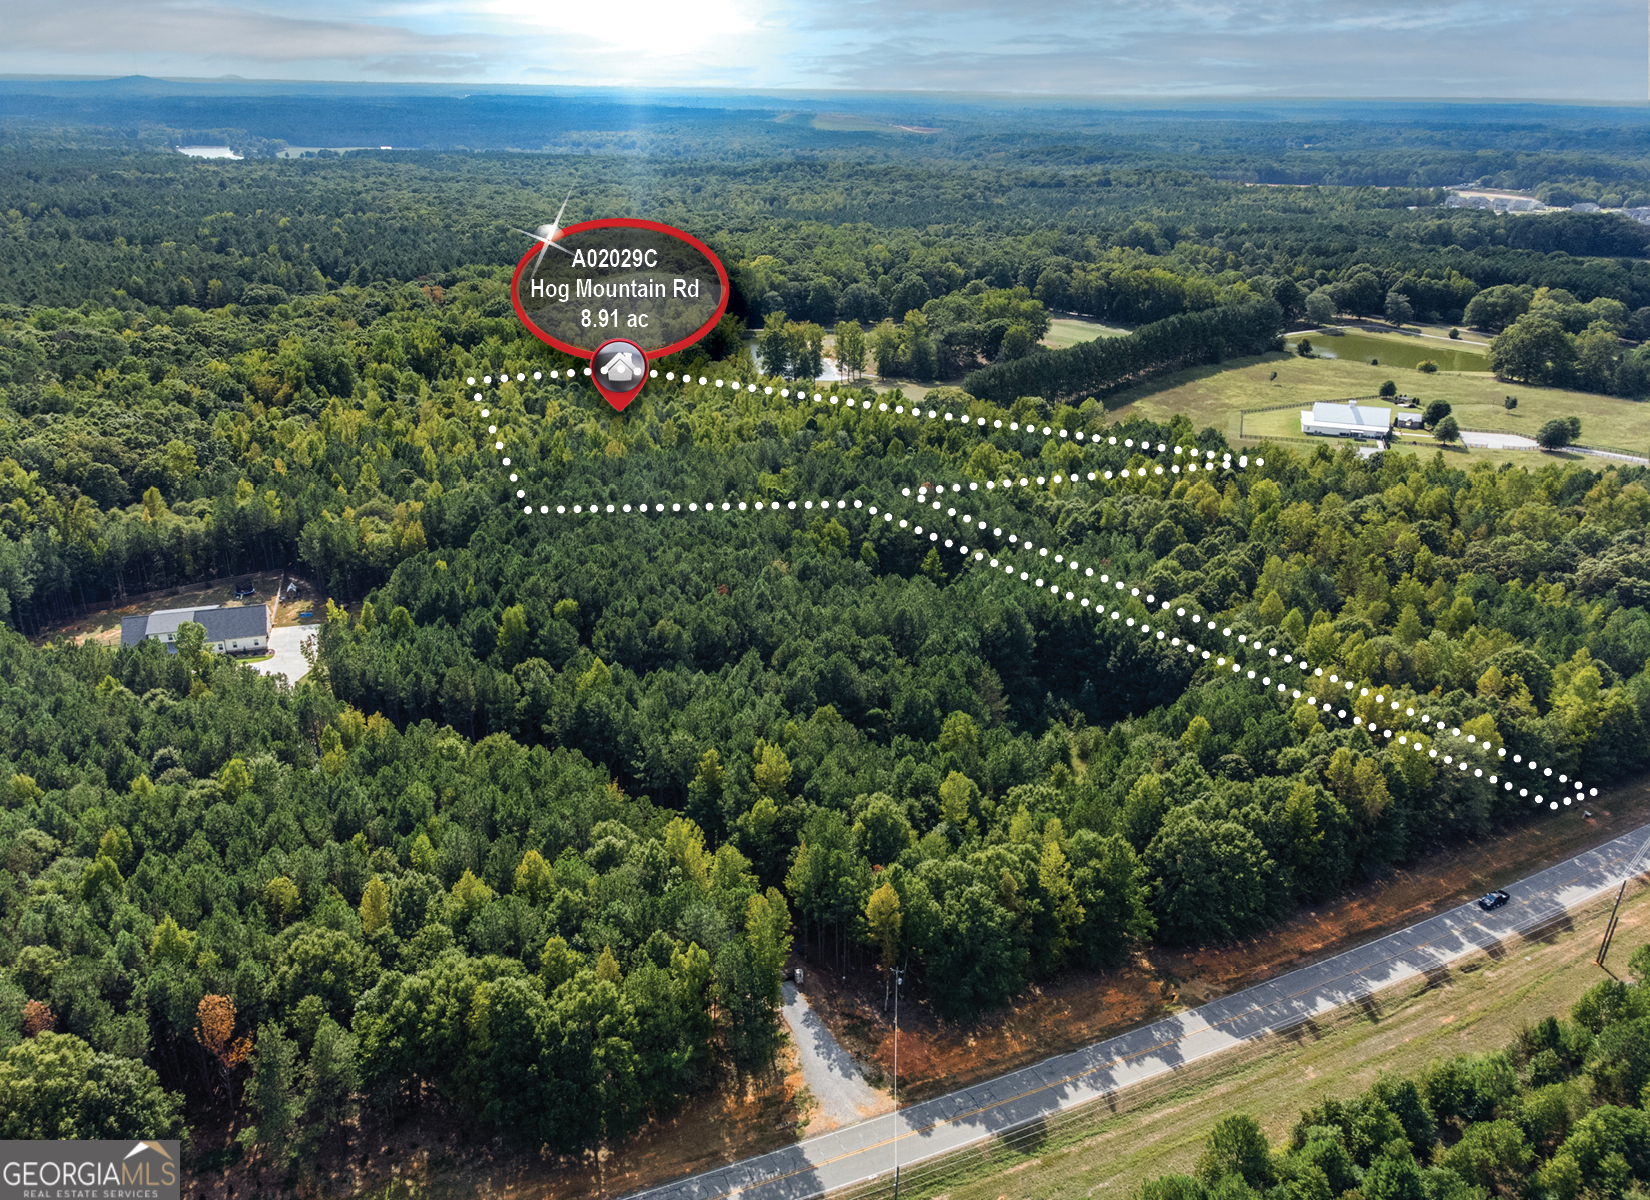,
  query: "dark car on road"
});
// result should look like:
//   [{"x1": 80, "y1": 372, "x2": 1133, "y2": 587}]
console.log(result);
[{"x1": 1477, "y1": 890, "x2": 1510, "y2": 911}]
